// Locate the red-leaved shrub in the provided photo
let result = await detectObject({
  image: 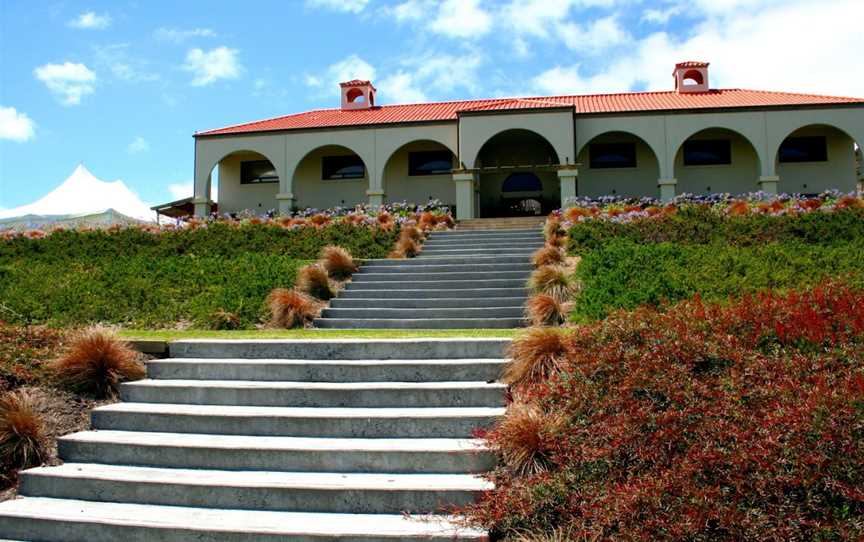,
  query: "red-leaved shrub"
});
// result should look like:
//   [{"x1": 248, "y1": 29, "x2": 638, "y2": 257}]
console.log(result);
[{"x1": 463, "y1": 281, "x2": 864, "y2": 541}]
